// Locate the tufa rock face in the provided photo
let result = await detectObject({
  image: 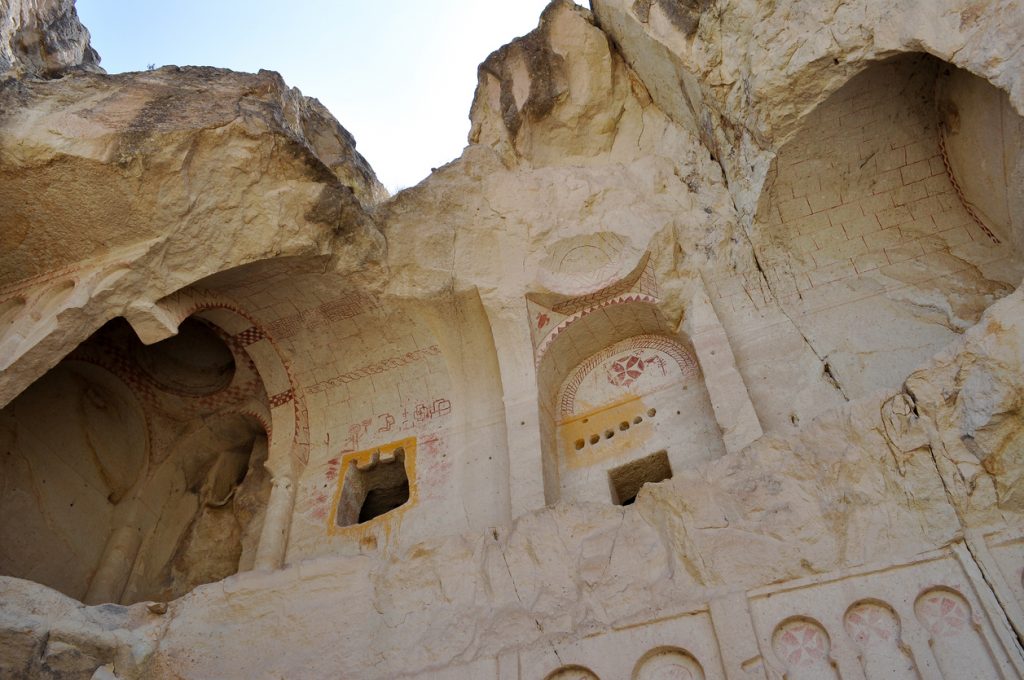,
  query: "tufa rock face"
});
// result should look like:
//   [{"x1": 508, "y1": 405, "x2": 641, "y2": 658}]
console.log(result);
[
  {"x1": 631, "y1": 0, "x2": 715, "y2": 37},
  {"x1": 2, "y1": 0, "x2": 1024, "y2": 679},
  {"x1": 0, "y1": 64, "x2": 387, "y2": 408},
  {"x1": 590, "y1": 0, "x2": 1024, "y2": 222},
  {"x1": 471, "y1": 0, "x2": 677, "y2": 168},
  {"x1": 0, "y1": 0, "x2": 101, "y2": 79},
  {"x1": 111, "y1": 292, "x2": 1024, "y2": 679}
]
